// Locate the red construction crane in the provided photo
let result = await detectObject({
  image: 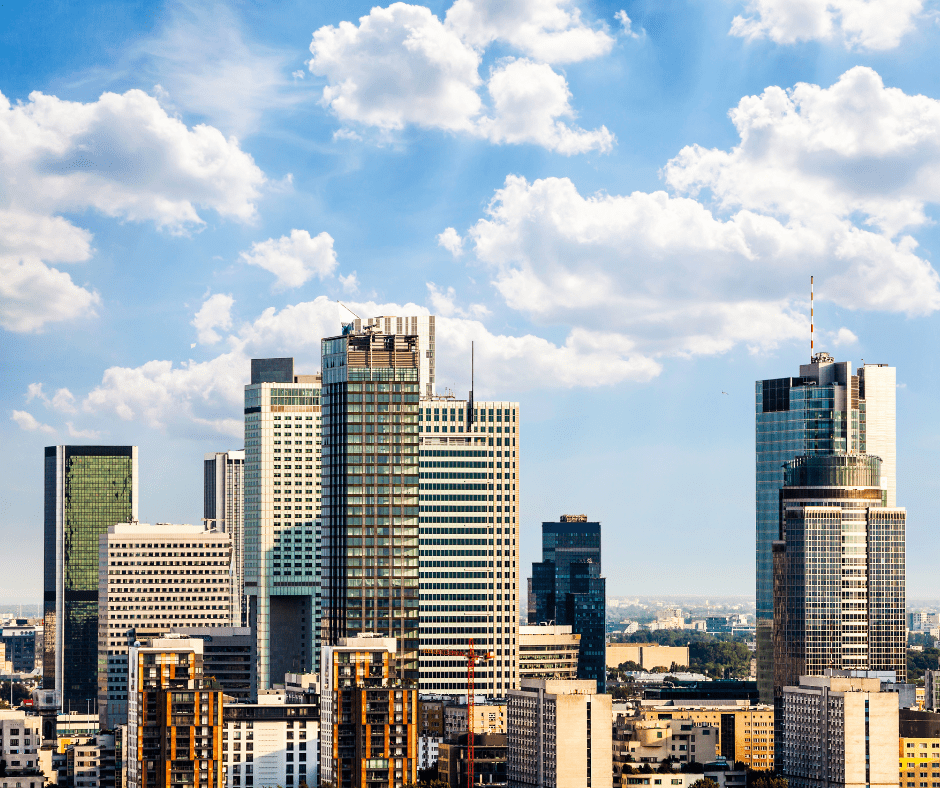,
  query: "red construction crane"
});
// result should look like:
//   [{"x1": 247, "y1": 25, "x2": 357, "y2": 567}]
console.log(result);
[{"x1": 421, "y1": 638, "x2": 494, "y2": 788}]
